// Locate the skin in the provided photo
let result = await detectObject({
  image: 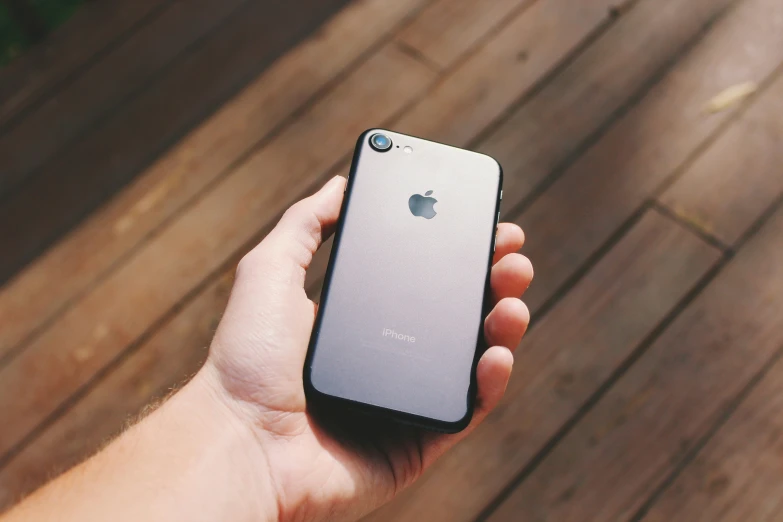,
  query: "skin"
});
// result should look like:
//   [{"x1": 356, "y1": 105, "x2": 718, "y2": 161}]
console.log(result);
[{"x1": 2, "y1": 175, "x2": 533, "y2": 522}]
